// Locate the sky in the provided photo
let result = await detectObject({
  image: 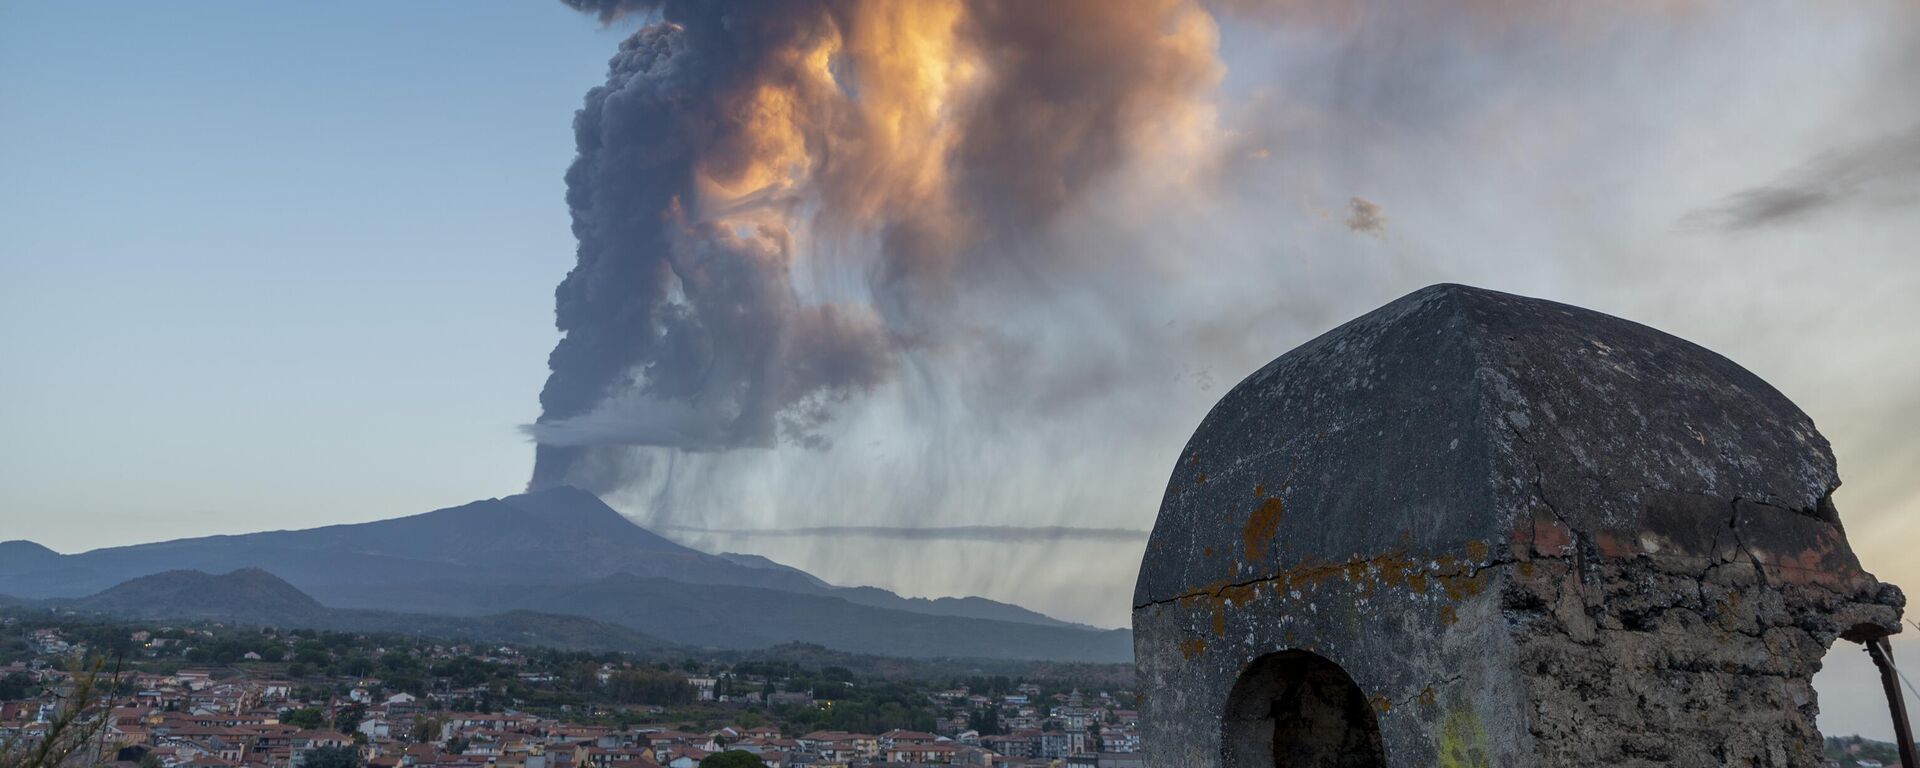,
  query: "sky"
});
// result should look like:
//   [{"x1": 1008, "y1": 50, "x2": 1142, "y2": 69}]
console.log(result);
[{"x1": 3, "y1": 0, "x2": 1918, "y2": 742}]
